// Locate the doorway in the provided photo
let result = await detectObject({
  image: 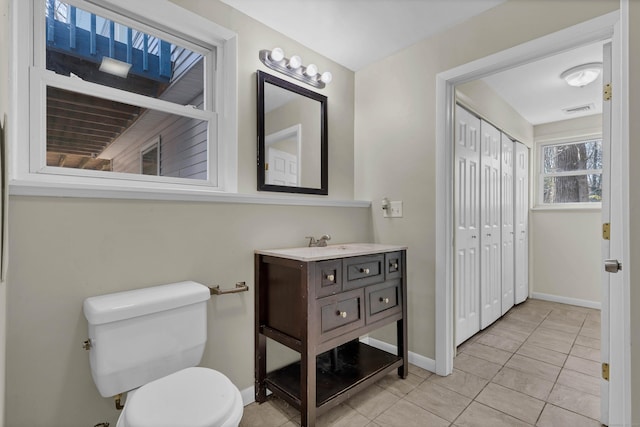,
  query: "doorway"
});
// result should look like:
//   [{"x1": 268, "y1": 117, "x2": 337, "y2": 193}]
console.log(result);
[{"x1": 434, "y1": 10, "x2": 630, "y2": 426}]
